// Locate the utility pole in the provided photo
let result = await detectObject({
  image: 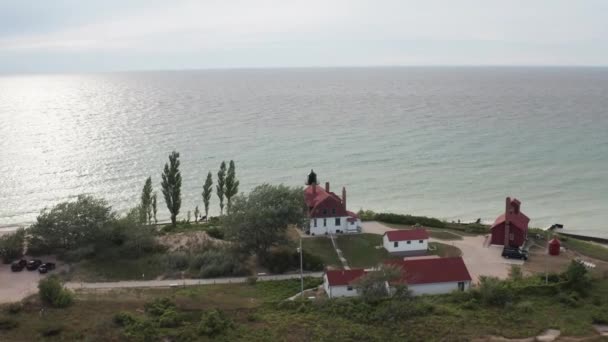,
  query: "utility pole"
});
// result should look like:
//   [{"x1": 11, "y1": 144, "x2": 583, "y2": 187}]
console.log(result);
[{"x1": 299, "y1": 237, "x2": 304, "y2": 298}]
